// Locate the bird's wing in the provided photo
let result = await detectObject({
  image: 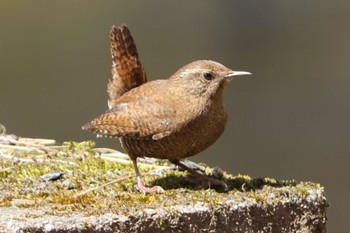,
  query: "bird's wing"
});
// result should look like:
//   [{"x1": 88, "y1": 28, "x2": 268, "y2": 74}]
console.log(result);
[
  {"x1": 82, "y1": 100, "x2": 177, "y2": 140},
  {"x1": 107, "y1": 25, "x2": 147, "y2": 109}
]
